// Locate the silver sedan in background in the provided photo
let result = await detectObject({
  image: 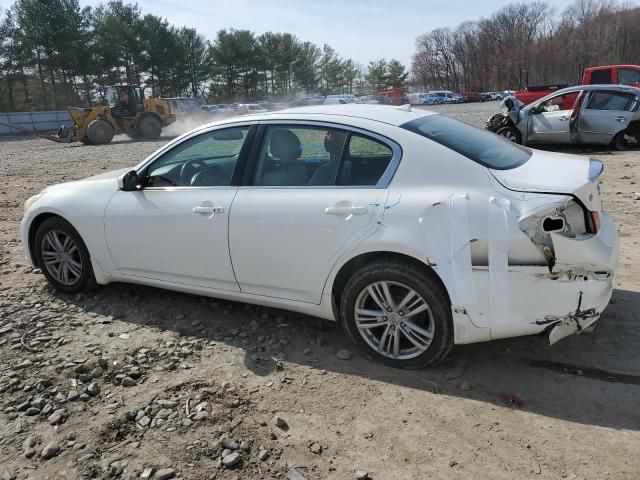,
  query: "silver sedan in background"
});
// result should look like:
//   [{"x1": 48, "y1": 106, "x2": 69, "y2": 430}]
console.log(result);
[{"x1": 487, "y1": 84, "x2": 640, "y2": 150}]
